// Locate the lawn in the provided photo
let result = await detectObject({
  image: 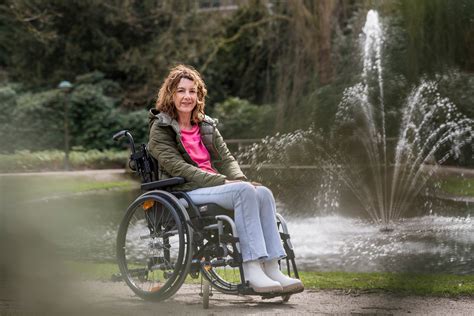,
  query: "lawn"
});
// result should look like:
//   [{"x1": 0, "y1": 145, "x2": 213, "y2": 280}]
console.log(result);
[
  {"x1": 0, "y1": 174, "x2": 137, "y2": 202},
  {"x1": 66, "y1": 261, "x2": 474, "y2": 297},
  {"x1": 438, "y1": 176, "x2": 474, "y2": 197}
]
